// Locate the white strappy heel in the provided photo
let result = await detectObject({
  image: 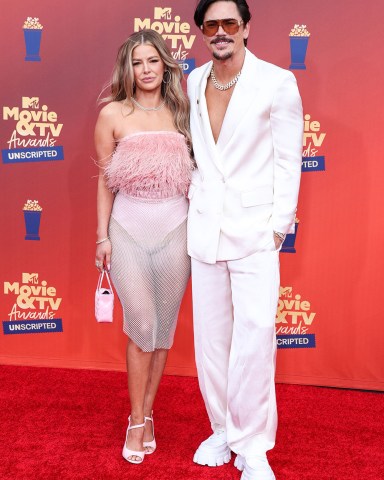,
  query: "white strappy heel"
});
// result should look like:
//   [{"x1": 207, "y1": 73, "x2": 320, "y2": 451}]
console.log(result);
[
  {"x1": 122, "y1": 416, "x2": 146, "y2": 464},
  {"x1": 143, "y1": 412, "x2": 156, "y2": 454}
]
